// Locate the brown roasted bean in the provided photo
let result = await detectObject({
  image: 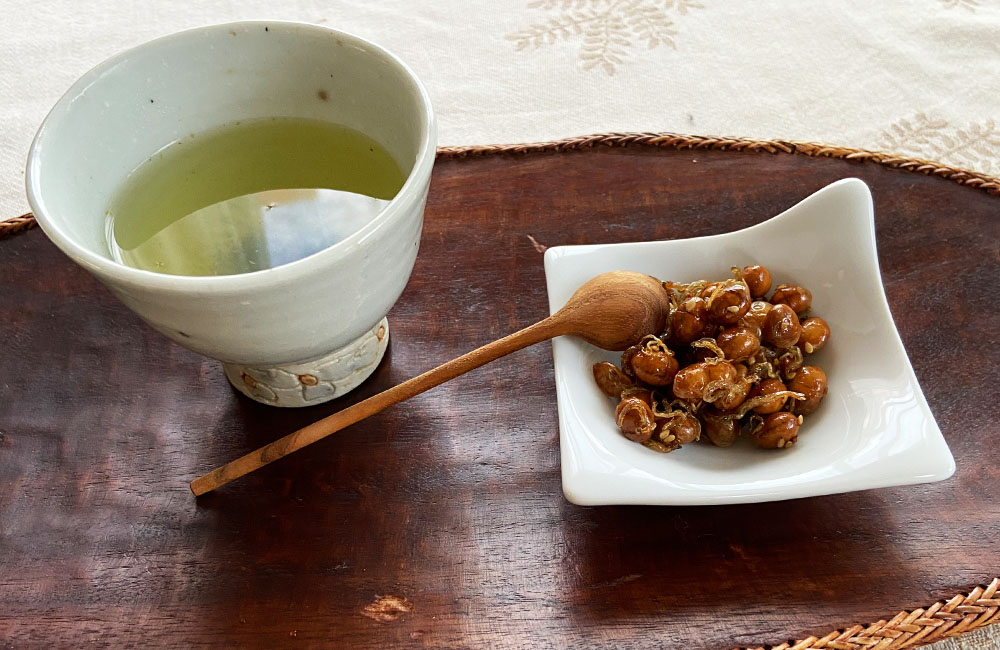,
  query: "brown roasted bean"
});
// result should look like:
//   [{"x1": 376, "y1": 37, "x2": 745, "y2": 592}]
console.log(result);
[
  {"x1": 762, "y1": 303, "x2": 801, "y2": 348},
  {"x1": 671, "y1": 362, "x2": 710, "y2": 401},
  {"x1": 800, "y1": 317, "x2": 831, "y2": 354},
  {"x1": 751, "y1": 412, "x2": 800, "y2": 449},
  {"x1": 702, "y1": 360, "x2": 738, "y2": 404},
  {"x1": 701, "y1": 407, "x2": 739, "y2": 447},
  {"x1": 707, "y1": 282, "x2": 751, "y2": 325},
  {"x1": 655, "y1": 412, "x2": 702, "y2": 448},
  {"x1": 592, "y1": 361, "x2": 634, "y2": 398},
  {"x1": 669, "y1": 296, "x2": 711, "y2": 344},
  {"x1": 789, "y1": 365, "x2": 828, "y2": 415},
  {"x1": 593, "y1": 267, "x2": 829, "y2": 455},
  {"x1": 771, "y1": 284, "x2": 812, "y2": 315},
  {"x1": 620, "y1": 343, "x2": 641, "y2": 379},
  {"x1": 716, "y1": 326, "x2": 761, "y2": 363},
  {"x1": 699, "y1": 282, "x2": 721, "y2": 298},
  {"x1": 672, "y1": 413, "x2": 702, "y2": 445},
  {"x1": 627, "y1": 338, "x2": 679, "y2": 386},
  {"x1": 739, "y1": 300, "x2": 772, "y2": 334},
  {"x1": 748, "y1": 378, "x2": 788, "y2": 414},
  {"x1": 615, "y1": 396, "x2": 656, "y2": 442},
  {"x1": 714, "y1": 369, "x2": 751, "y2": 411},
  {"x1": 741, "y1": 264, "x2": 772, "y2": 298}
]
